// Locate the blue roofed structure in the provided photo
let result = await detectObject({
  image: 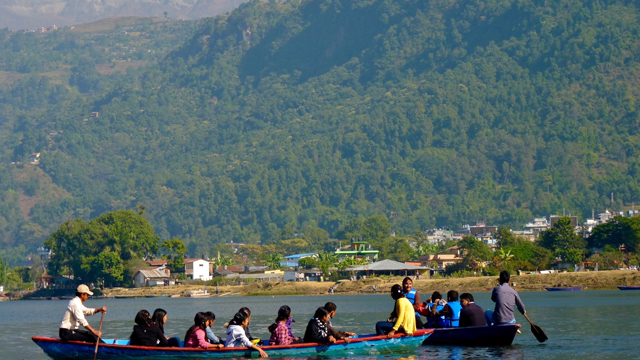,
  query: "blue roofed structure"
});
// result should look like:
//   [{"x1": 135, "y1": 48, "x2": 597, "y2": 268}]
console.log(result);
[{"x1": 280, "y1": 253, "x2": 318, "y2": 267}]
